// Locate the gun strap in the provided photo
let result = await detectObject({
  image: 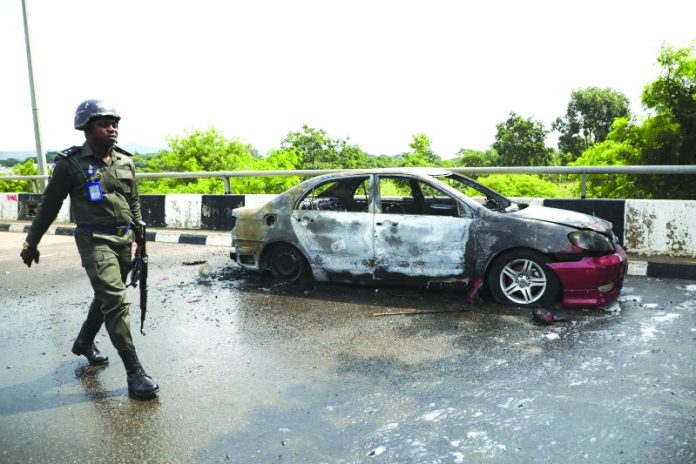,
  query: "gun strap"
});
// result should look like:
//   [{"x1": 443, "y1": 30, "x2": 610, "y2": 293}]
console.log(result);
[{"x1": 64, "y1": 155, "x2": 93, "y2": 189}]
